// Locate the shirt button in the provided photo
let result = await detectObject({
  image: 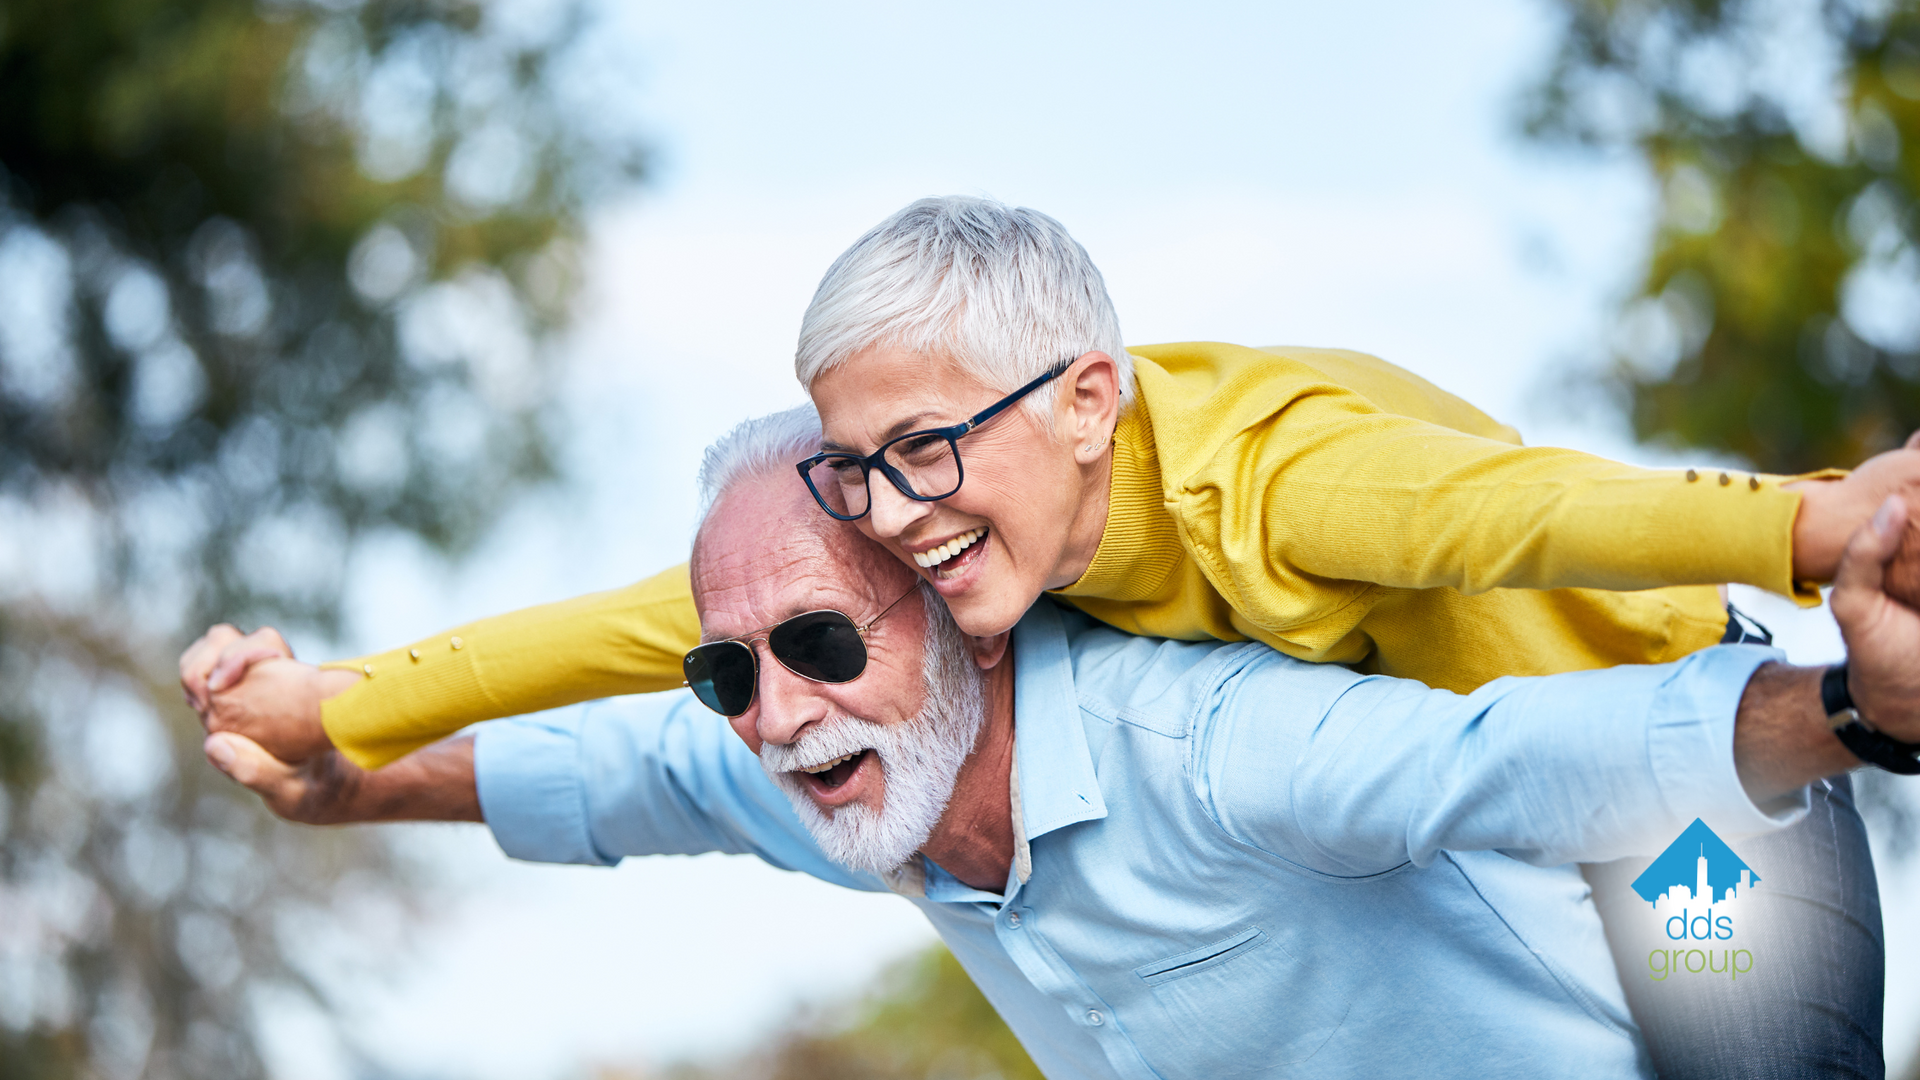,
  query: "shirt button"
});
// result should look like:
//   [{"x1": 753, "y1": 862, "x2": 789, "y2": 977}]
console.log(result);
[
  {"x1": 1087, "y1": 1010, "x2": 1104, "y2": 1026},
  {"x1": 1685, "y1": 469, "x2": 1699, "y2": 482},
  {"x1": 409, "y1": 648, "x2": 421, "y2": 661},
  {"x1": 1006, "y1": 912, "x2": 1021, "y2": 928}
]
